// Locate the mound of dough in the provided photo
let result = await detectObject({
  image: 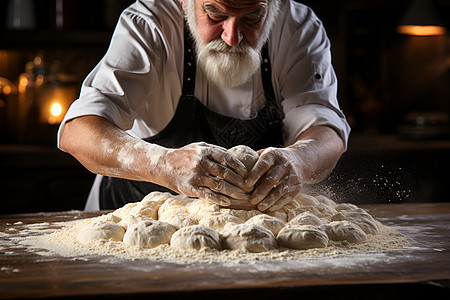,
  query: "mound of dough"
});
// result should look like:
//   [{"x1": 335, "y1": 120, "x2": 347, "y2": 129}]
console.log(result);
[
  {"x1": 289, "y1": 211, "x2": 323, "y2": 226},
  {"x1": 170, "y1": 225, "x2": 222, "y2": 250},
  {"x1": 118, "y1": 214, "x2": 153, "y2": 230},
  {"x1": 245, "y1": 214, "x2": 286, "y2": 236},
  {"x1": 73, "y1": 191, "x2": 388, "y2": 254},
  {"x1": 77, "y1": 220, "x2": 125, "y2": 244},
  {"x1": 127, "y1": 191, "x2": 175, "y2": 219},
  {"x1": 222, "y1": 223, "x2": 278, "y2": 252},
  {"x1": 199, "y1": 214, "x2": 244, "y2": 231},
  {"x1": 158, "y1": 212, "x2": 199, "y2": 230},
  {"x1": 321, "y1": 221, "x2": 367, "y2": 243},
  {"x1": 123, "y1": 220, "x2": 177, "y2": 248},
  {"x1": 331, "y1": 208, "x2": 380, "y2": 235},
  {"x1": 277, "y1": 225, "x2": 329, "y2": 250},
  {"x1": 227, "y1": 145, "x2": 259, "y2": 171}
]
